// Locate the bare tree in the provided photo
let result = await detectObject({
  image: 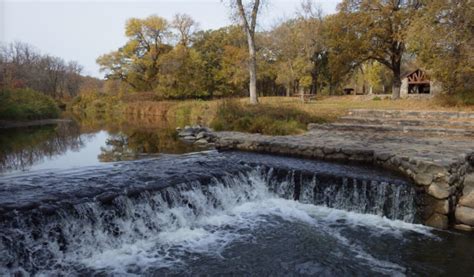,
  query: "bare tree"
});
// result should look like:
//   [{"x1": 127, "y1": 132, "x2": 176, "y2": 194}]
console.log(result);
[
  {"x1": 234, "y1": 0, "x2": 261, "y2": 104},
  {"x1": 0, "y1": 41, "x2": 84, "y2": 99},
  {"x1": 298, "y1": 0, "x2": 323, "y2": 19},
  {"x1": 172, "y1": 13, "x2": 199, "y2": 47}
]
